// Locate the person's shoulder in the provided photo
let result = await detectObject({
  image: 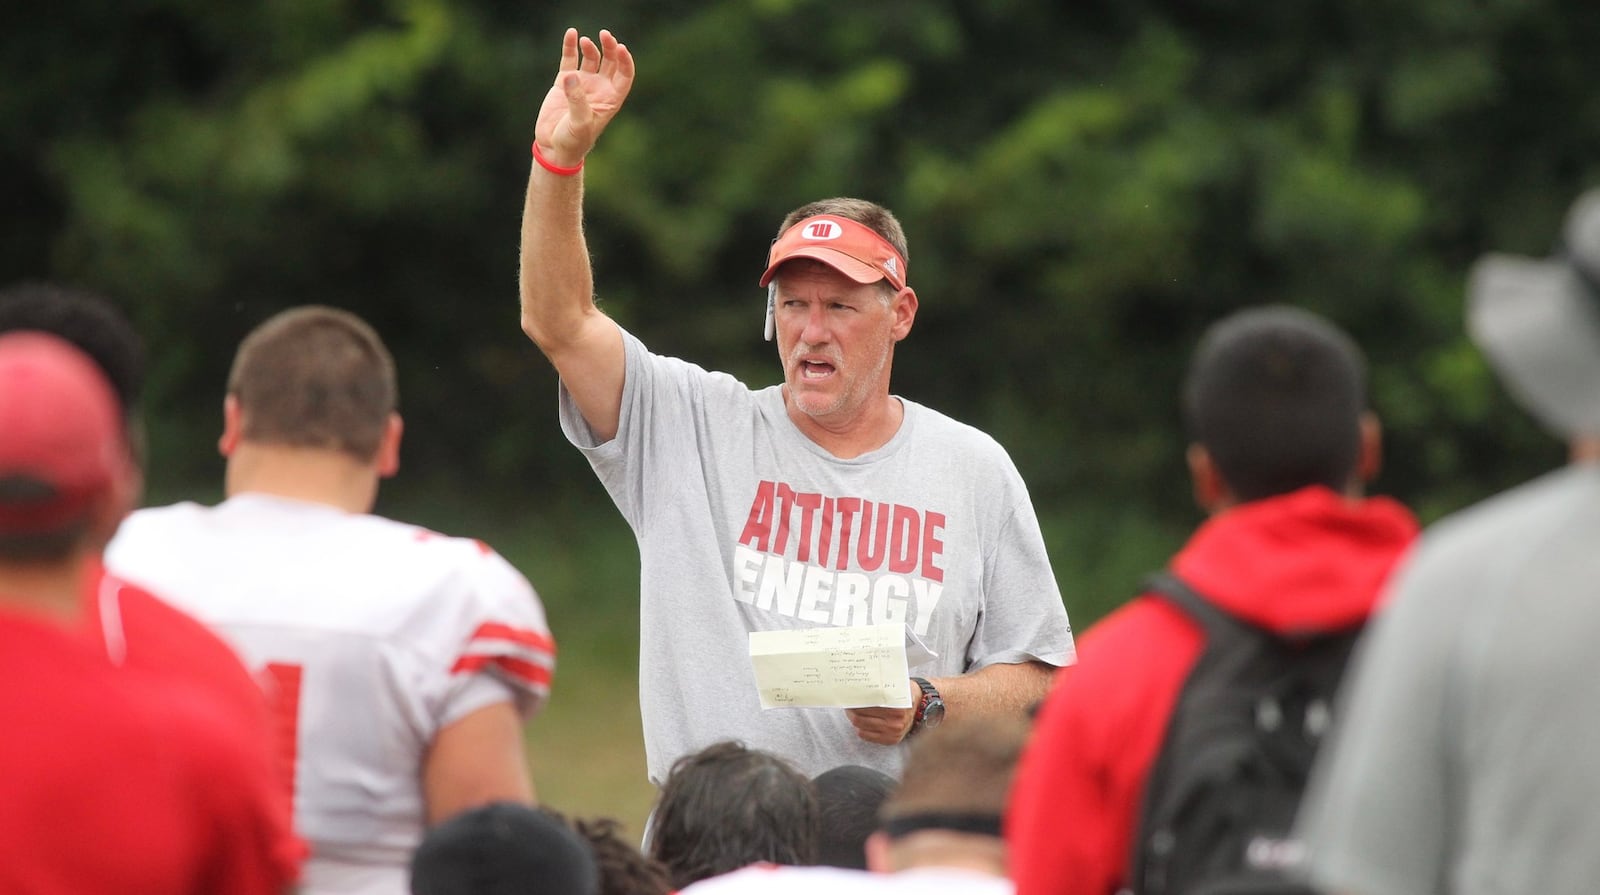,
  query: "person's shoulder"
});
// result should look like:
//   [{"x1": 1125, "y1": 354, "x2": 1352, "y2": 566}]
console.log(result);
[
  {"x1": 374, "y1": 521, "x2": 549, "y2": 629},
  {"x1": 115, "y1": 500, "x2": 211, "y2": 539},
  {"x1": 107, "y1": 572, "x2": 221, "y2": 642},
  {"x1": 900, "y1": 399, "x2": 1022, "y2": 471},
  {"x1": 323, "y1": 510, "x2": 479, "y2": 560},
  {"x1": 1414, "y1": 465, "x2": 1600, "y2": 568},
  {"x1": 902, "y1": 398, "x2": 1001, "y2": 443},
  {"x1": 101, "y1": 572, "x2": 267, "y2": 717},
  {"x1": 620, "y1": 324, "x2": 756, "y2": 395},
  {"x1": 391, "y1": 522, "x2": 531, "y2": 580}
]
